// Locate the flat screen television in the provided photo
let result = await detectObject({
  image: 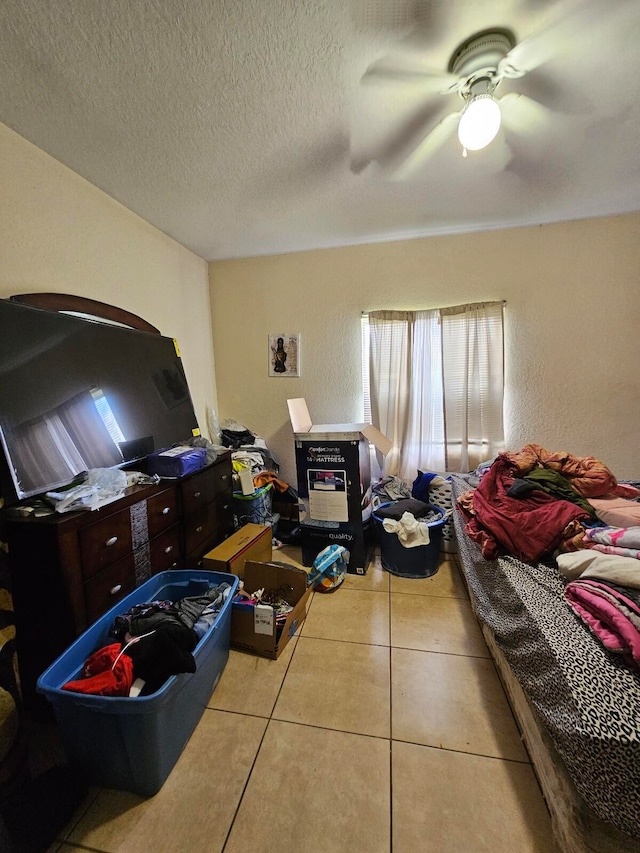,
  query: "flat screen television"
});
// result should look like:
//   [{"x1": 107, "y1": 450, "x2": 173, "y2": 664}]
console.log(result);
[{"x1": 0, "y1": 298, "x2": 200, "y2": 506}]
